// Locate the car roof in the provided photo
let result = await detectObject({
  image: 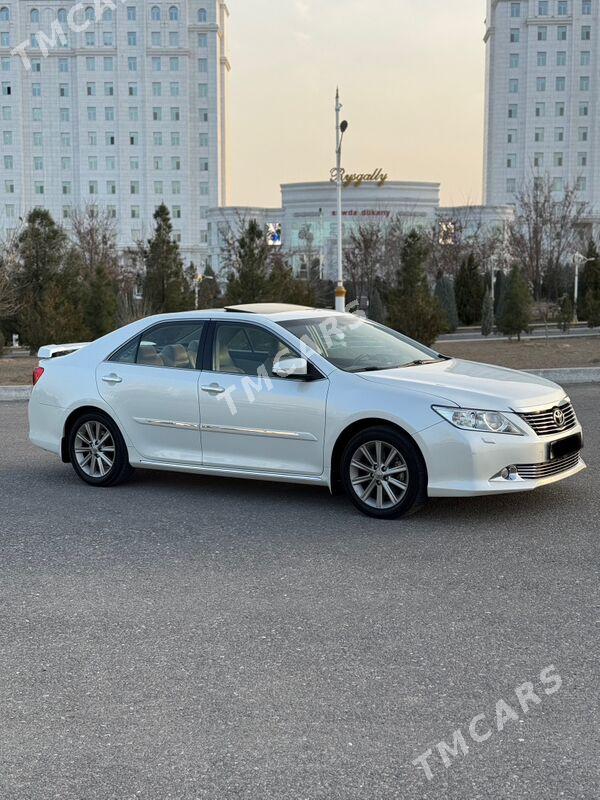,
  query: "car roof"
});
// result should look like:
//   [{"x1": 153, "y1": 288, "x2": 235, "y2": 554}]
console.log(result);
[{"x1": 138, "y1": 306, "x2": 346, "y2": 324}]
